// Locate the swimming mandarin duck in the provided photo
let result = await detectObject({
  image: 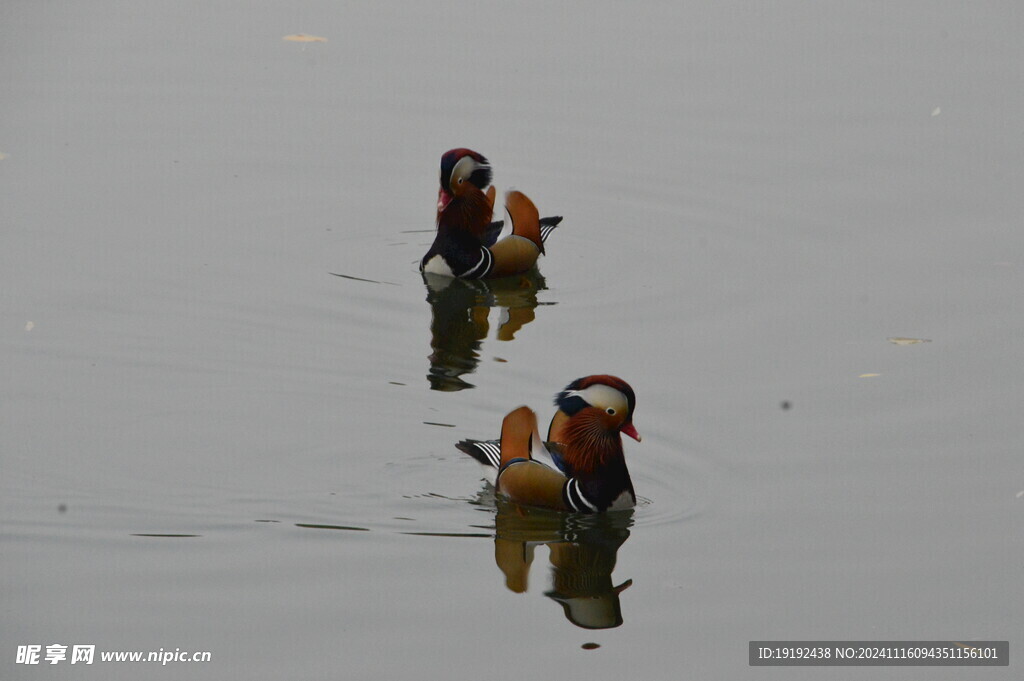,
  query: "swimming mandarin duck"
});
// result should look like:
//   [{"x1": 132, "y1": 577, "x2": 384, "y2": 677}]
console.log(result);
[
  {"x1": 421, "y1": 148, "x2": 562, "y2": 278},
  {"x1": 457, "y1": 376, "x2": 641, "y2": 512}
]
